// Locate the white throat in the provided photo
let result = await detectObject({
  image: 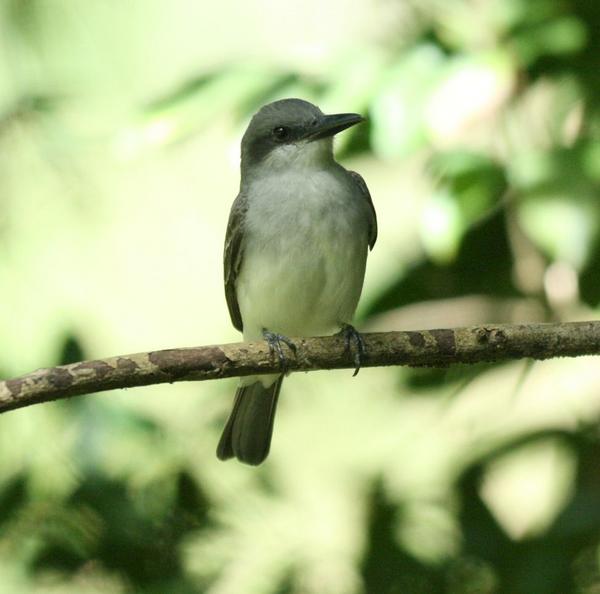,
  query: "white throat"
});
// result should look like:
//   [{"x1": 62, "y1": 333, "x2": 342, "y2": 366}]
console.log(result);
[{"x1": 260, "y1": 138, "x2": 334, "y2": 173}]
